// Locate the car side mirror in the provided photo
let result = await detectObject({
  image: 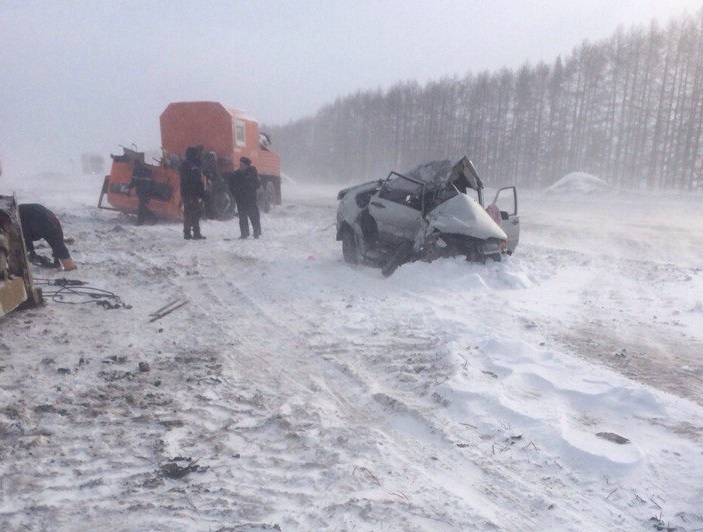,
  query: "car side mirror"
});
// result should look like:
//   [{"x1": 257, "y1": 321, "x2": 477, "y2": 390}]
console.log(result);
[{"x1": 500, "y1": 211, "x2": 509, "y2": 220}]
